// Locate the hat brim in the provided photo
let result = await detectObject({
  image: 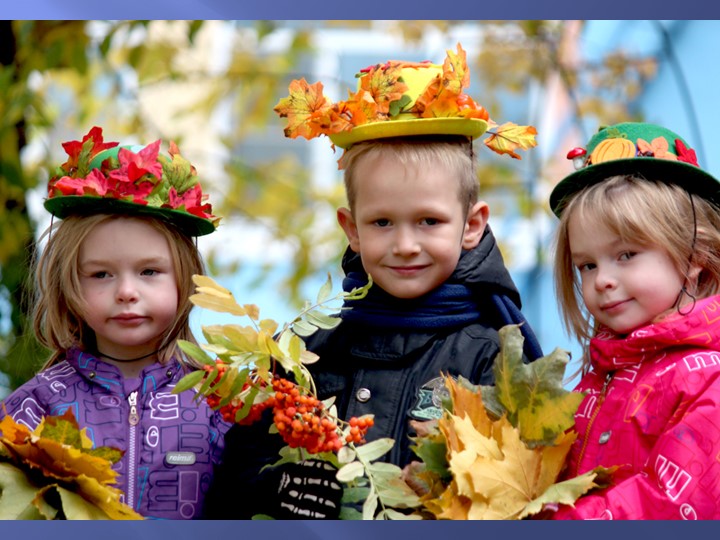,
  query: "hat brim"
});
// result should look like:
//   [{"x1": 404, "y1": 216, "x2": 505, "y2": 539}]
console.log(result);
[
  {"x1": 44, "y1": 196, "x2": 216, "y2": 237},
  {"x1": 549, "y1": 158, "x2": 720, "y2": 217},
  {"x1": 329, "y1": 117, "x2": 489, "y2": 149}
]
